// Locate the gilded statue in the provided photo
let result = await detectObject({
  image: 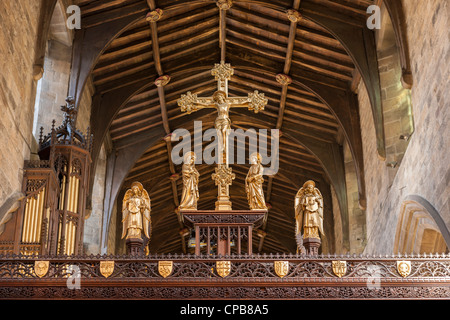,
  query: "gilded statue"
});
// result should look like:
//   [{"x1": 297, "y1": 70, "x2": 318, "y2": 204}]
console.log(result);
[
  {"x1": 177, "y1": 62, "x2": 268, "y2": 210},
  {"x1": 294, "y1": 180, "x2": 324, "y2": 240},
  {"x1": 213, "y1": 90, "x2": 232, "y2": 160},
  {"x1": 121, "y1": 181, "x2": 151, "y2": 240},
  {"x1": 245, "y1": 152, "x2": 267, "y2": 210},
  {"x1": 179, "y1": 151, "x2": 200, "y2": 210}
]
